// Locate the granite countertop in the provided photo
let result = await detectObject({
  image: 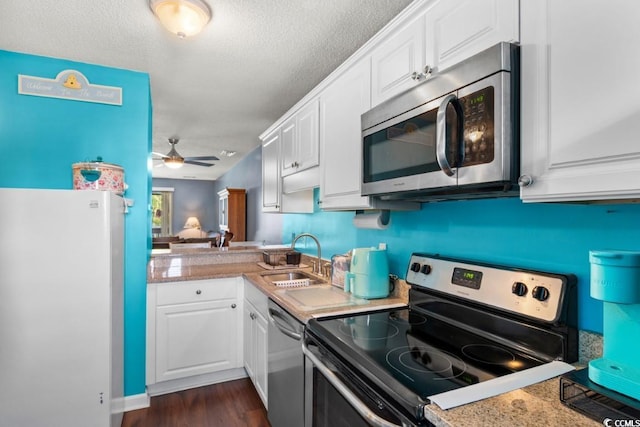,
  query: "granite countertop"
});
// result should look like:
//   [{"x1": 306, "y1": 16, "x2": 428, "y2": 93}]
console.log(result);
[
  {"x1": 147, "y1": 249, "x2": 407, "y2": 322},
  {"x1": 423, "y1": 375, "x2": 599, "y2": 427},
  {"x1": 243, "y1": 270, "x2": 407, "y2": 323},
  {"x1": 146, "y1": 250, "x2": 599, "y2": 427}
]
